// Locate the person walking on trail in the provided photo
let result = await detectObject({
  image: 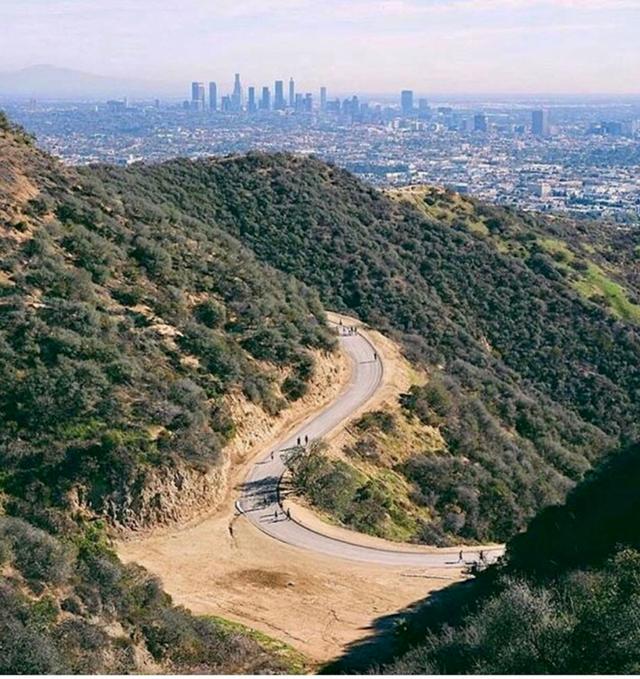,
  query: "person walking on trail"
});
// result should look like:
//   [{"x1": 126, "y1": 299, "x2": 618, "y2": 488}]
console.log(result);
[
  {"x1": 373, "y1": 351, "x2": 377, "y2": 361},
  {"x1": 228, "y1": 522, "x2": 234, "y2": 539},
  {"x1": 297, "y1": 436, "x2": 301, "y2": 446},
  {"x1": 459, "y1": 550, "x2": 463, "y2": 563},
  {"x1": 274, "y1": 509, "x2": 279, "y2": 521},
  {"x1": 304, "y1": 434, "x2": 309, "y2": 445},
  {"x1": 479, "y1": 550, "x2": 485, "y2": 562},
  {"x1": 270, "y1": 451, "x2": 274, "y2": 461},
  {"x1": 286, "y1": 508, "x2": 291, "y2": 520}
]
